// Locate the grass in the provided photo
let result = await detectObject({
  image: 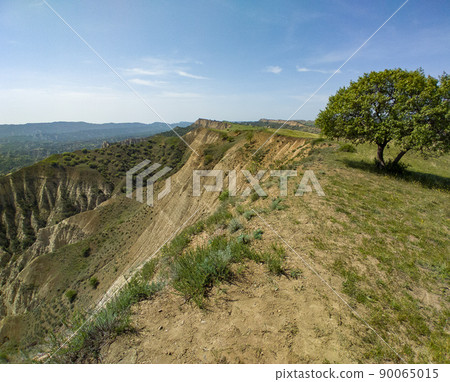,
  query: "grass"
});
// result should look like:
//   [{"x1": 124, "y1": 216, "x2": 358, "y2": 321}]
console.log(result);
[
  {"x1": 282, "y1": 138, "x2": 450, "y2": 362},
  {"x1": 64, "y1": 290, "x2": 77, "y2": 303},
  {"x1": 170, "y1": 235, "x2": 287, "y2": 308},
  {"x1": 50, "y1": 266, "x2": 163, "y2": 363},
  {"x1": 228, "y1": 218, "x2": 243, "y2": 233}
]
